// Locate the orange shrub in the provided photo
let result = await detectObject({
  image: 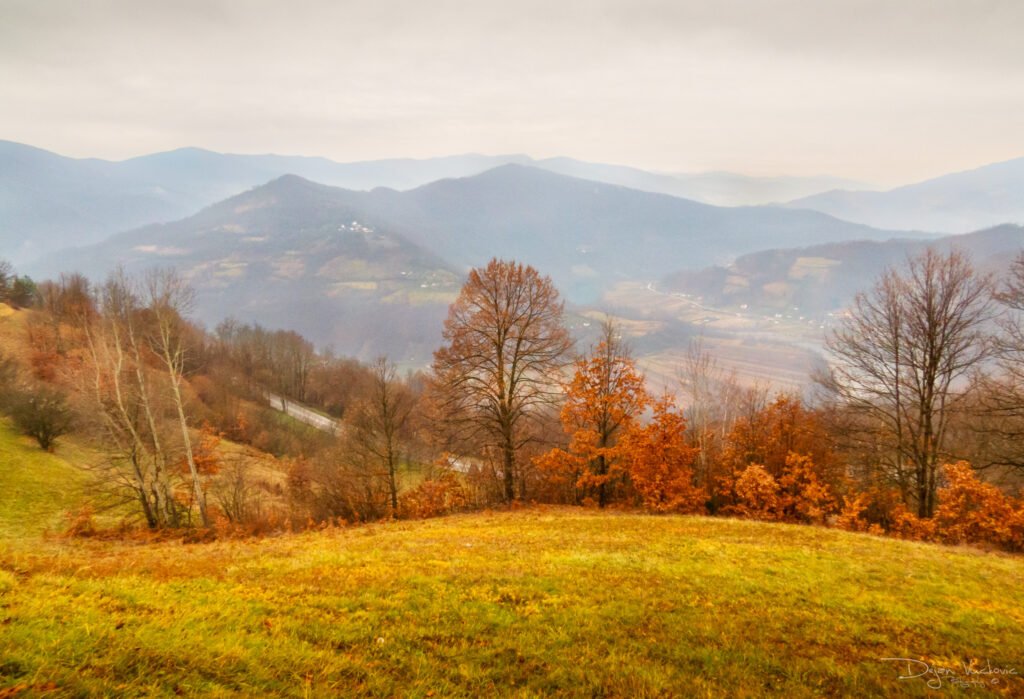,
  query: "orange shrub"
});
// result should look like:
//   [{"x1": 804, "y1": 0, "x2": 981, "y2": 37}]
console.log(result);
[
  {"x1": 729, "y1": 464, "x2": 782, "y2": 521},
  {"x1": 835, "y1": 492, "x2": 873, "y2": 532},
  {"x1": 398, "y1": 470, "x2": 468, "y2": 519},
  {"x1": 934, "y1": 462, "x2": 1024, "y2": 551},
  {"x1": 887, "y1": 502, "x2": 936, "y2": 541},
  {"x1": 622, "y1": 395, "x2": 704, "y2": 514}
]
